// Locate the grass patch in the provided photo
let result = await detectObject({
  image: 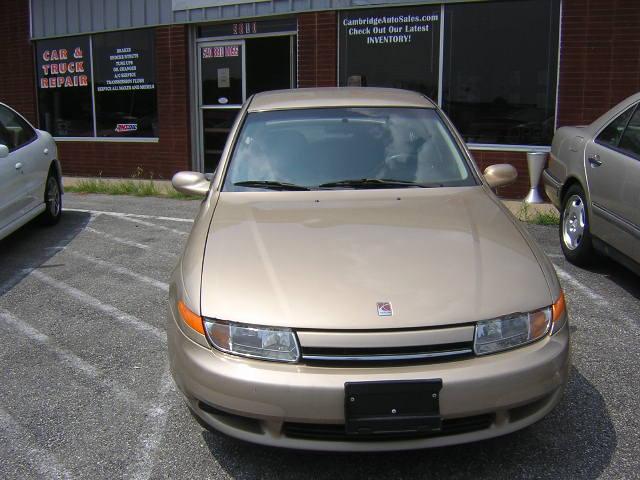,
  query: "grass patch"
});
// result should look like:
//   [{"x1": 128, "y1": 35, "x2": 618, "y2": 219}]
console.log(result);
[
  {"x1": 65, "y1": 177, "x2": 202, "y2": 200},
  {"x1": 516, "y1": 202, "x2": 560, "y2": 225}
]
